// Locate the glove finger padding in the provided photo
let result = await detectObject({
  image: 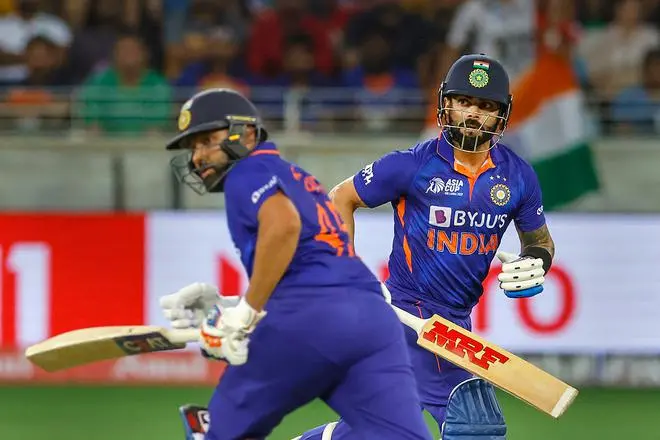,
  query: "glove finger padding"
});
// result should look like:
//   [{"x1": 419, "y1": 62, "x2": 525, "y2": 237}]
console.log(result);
[
  {"x1": 500, "y1": 276, "x2": 545, "y2": 291},
  {"x1": 499, "y1": 257, "x2": 543, "y2": 273},
  {"x1": 496, "y1": 252, "x2": 545, "y2": 293},
  {"x1": 170, "y1": 318, "x2": 202, "y2": 329},
  {"x1": 163, "y1": 307, "x2": 193, "y2": 321},
  {"x1": 497, "y1": 267, "x2": 545, "y2": 283},
  {"x1": 160, "y1": 282, "x2": 219, "y2": 309}
]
